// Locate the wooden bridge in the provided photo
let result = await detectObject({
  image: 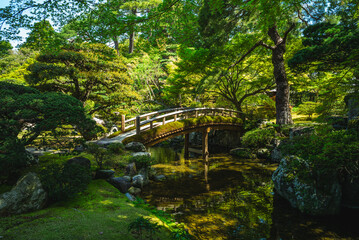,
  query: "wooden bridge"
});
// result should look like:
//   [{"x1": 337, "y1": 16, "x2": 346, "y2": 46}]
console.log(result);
[{"x1": 104, "y1": 107, "x2": 243, "y2": 161}]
